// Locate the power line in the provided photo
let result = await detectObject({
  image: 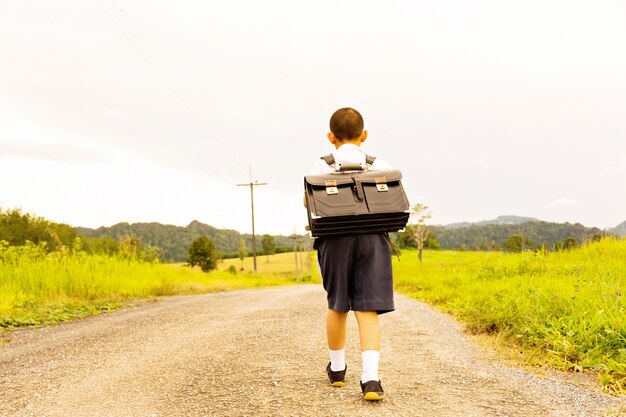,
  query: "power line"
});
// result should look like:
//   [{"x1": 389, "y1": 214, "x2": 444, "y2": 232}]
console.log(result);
[
  {"x1": 91, "y1": 0, "x2": 245, "y2": 170},
  {"x1": 105, "y1": 0, "x2": 240, "y2": 160}
]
